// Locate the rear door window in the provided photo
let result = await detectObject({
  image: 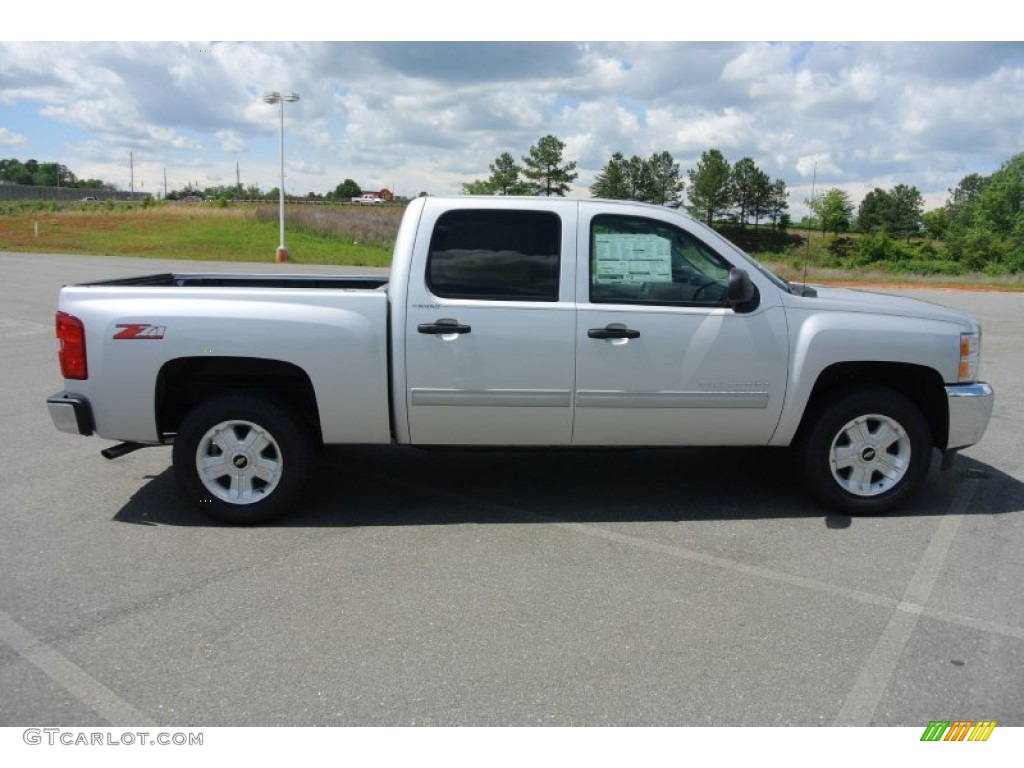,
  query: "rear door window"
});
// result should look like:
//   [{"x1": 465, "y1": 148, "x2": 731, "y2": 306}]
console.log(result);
[{"x1": 427, "y1": 210, "x2": 561, "y2": 301}]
